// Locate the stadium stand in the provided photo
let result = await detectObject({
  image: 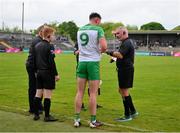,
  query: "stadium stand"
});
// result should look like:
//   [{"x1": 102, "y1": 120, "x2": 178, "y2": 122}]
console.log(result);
[
  {"x1": 107, "y1": 31, "x2": 180, "y2": 53},
  {"x1": 129, "y1": 30, "x2": 180, "y2": 52},
  {"x1": 0, "y1": 31, "x2": 179, "y2": 52},
  {"x1": 0, "y1": 32, "x2": 74, "y2": 51}
]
